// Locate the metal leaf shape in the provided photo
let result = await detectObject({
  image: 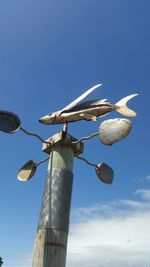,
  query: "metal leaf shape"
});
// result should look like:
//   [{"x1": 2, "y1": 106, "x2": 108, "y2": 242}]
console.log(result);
[
  {"x1": 95, "y1": 163, "x2": 114, "y2": 184},
  {"x1": 17, "y1": 160, "x2": 37, "y2": 181},
  {"x1": 99, "y1": 118, "x2": 132, "y2": 145},
  {"x1": 0, "y1": 110, "x2": 21, "y2": 133}
]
